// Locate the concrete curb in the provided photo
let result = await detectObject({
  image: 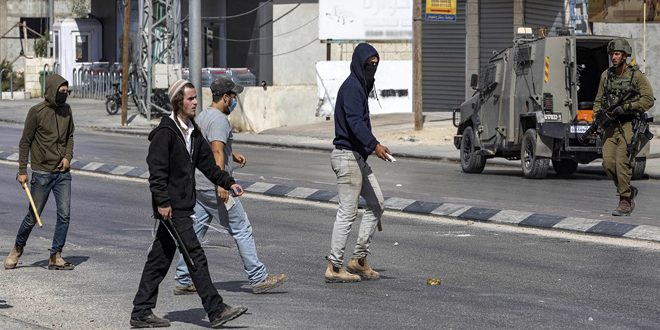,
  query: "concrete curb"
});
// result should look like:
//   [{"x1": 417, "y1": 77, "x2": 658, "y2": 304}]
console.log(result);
[{"x1": 2, "y1": 150, "x2": 658, "y2": 244}]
